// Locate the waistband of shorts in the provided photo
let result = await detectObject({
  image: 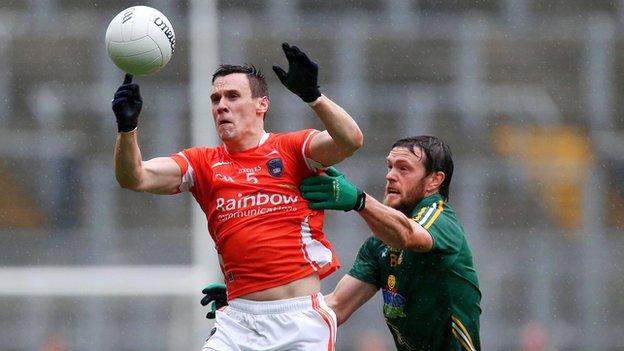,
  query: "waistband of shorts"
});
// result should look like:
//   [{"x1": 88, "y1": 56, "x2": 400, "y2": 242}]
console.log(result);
[{"x1": 227, "y1": 292, "x2": 325, "y2": 315}]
